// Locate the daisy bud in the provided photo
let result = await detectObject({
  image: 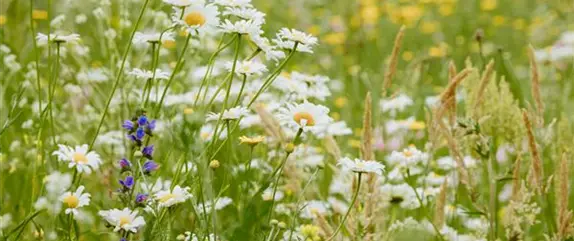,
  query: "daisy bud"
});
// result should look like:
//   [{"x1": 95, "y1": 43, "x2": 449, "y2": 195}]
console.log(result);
[
  {"x1": 270, "y1": 219, "x2": 279, "y2": 226},
  {"x1": 134, "y1": 151, "x2": 143, "y2": 158},
  {"x1": 284, "y1": 143, "x2": 295, "y2": 153},
  {"x1": 278, "y1": 221, "x2": 287, "y2": 229},
  {"x1": 209, "y1": 160, "x2": 220, "y2": 169}
]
